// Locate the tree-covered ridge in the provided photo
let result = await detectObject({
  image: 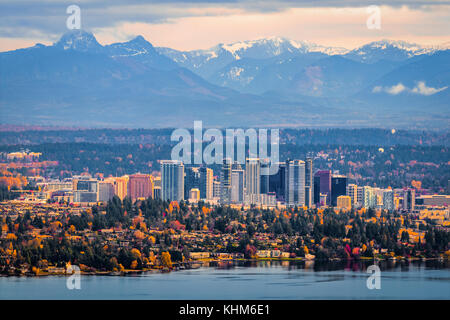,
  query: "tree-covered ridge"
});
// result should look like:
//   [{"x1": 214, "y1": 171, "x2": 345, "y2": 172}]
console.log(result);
[
  {"x1": 1, "y1": 142, "x2": 448, "y2": 192},
  {"x1": 0, "y1": 128, "x2": 448, "y2": 146}
]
